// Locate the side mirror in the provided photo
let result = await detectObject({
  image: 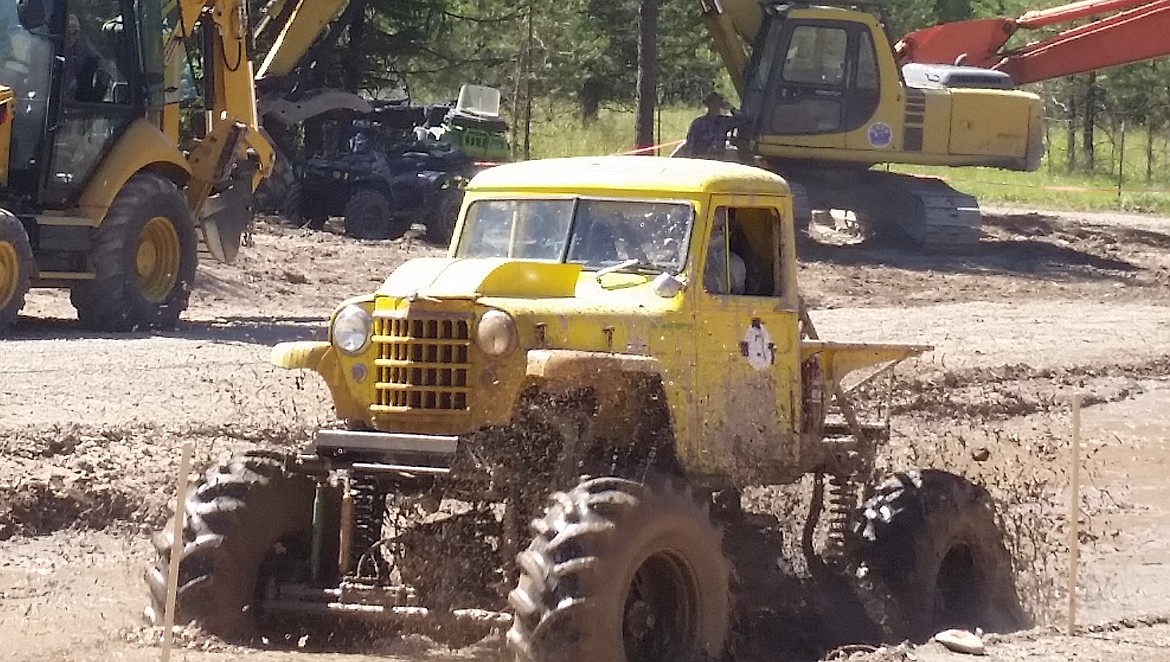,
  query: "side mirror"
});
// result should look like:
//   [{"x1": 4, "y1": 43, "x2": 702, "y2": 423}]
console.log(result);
[
  {"x1": 16, "y1": 0, "x2": 47, "y2": 30},
  {"x1": 651, "y1": 272, "x2": 685, "y2": 299}
]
